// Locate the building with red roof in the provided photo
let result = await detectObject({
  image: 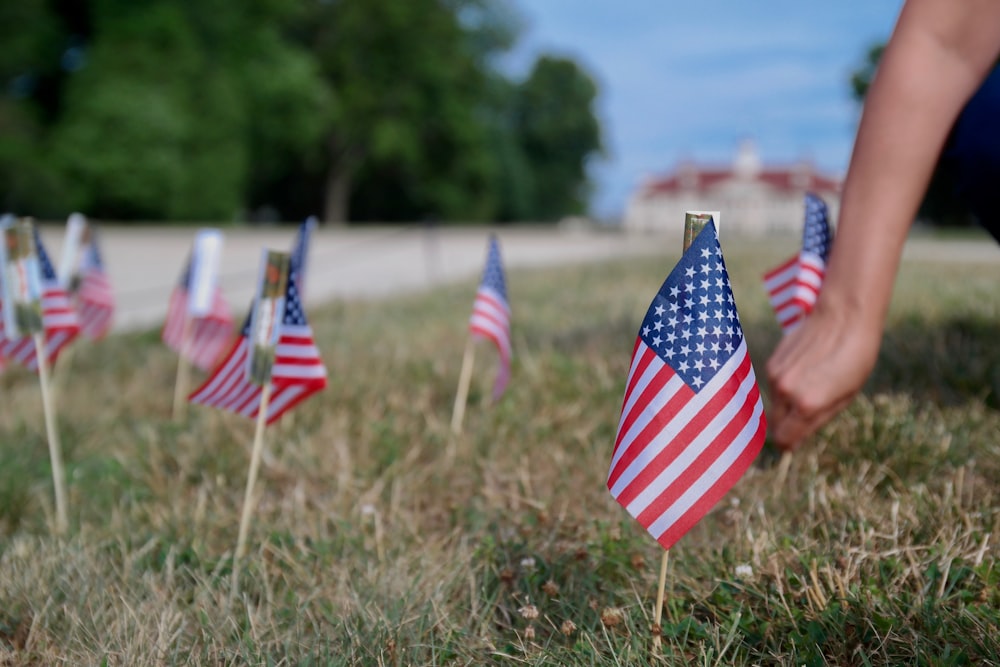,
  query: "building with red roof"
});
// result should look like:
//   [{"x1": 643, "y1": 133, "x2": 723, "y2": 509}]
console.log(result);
[{"x1": 624, "y1": 140, "x2": 841, "y2": 235}]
